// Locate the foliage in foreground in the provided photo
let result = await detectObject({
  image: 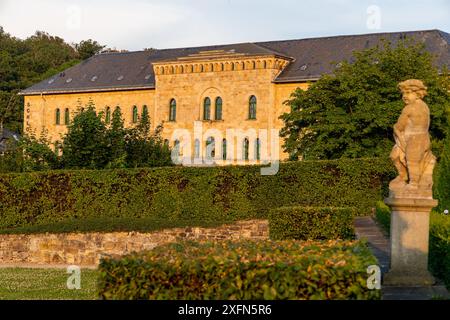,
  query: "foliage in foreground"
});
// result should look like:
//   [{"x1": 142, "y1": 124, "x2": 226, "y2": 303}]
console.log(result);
[
  {"x1": 98, "y1": 240, "x2": 381, "y2": 300},
  {"x1": 375, "y1": 201, "x2": 450, "y2": 289},
  {"x1": 269, "y1": 206, "x2": 355, "y2": 240},
  {"x1": 0, "y1": 158, "x2": 395, "y2": 231}
]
